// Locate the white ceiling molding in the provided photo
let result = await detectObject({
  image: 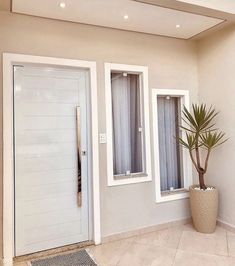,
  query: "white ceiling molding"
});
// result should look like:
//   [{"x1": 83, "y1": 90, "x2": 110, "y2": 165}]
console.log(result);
[
  {"x1": 12, "y1": 0, "x2": 224, "y2": 39},
  {"x1": 177, "y1": 0, "x2": 235, "y2": 15}
]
